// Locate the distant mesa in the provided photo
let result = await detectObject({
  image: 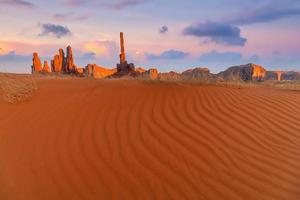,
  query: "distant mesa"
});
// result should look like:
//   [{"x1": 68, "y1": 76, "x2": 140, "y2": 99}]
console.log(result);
[
  {"x1": 266, "y1": 71, "x2": 300, "y2": 81},
  {"x1": 31, "y1": 32, "x2": 299, "y2": 82},
  {"x1": 218, "y1": 63, "x2": 266, "y2": 82},
  {"x1": 158, "y1": 71, "x2": 182, "y2": 81},
  {"x1": 181, "y1": 67, "x2": 214, "y2": 81}
]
